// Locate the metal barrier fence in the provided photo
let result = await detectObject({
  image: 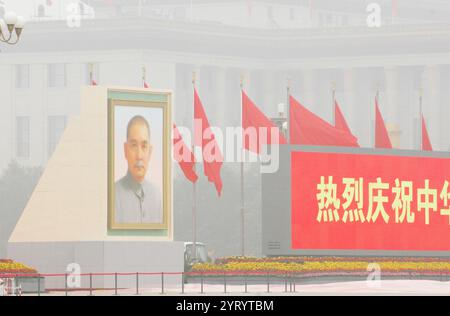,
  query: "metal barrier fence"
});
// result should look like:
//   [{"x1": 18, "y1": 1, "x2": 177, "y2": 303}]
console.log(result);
[
  {"x1": 0, "y1": 271, "x2": 321, "y2": 296},
  {"x1": 1, "y1": 271, "x2": 449, "y2": 296}
]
